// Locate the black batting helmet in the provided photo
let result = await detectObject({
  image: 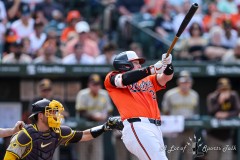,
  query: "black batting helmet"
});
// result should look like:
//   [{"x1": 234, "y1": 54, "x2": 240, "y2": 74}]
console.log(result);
[
  {"x1": 29, "y1": 98, "x2": 51, "y2": 118},
  {"x1": 113, "y1": 51, "x2": 145, "y2": 72}
]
